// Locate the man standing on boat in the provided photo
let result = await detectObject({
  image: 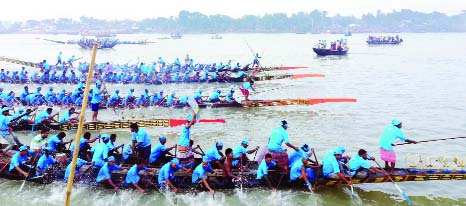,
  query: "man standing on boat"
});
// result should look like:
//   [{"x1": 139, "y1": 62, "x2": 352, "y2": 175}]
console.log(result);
[
  {"x1": 90, "y1": 81, "x2": 106, "y2": 122},
  {"x1": 176, "y1": 113, "x2": 197, "y2": 160},
  {"x1": 379, "y1": 119, "x2": 417, "y2": 175},
  {"x1": 130, "y1": 123, "x2": 152, "y2": 164},
  {"x1": 239, "y1": 80, "x2": 256, "y2": 102},
  {"x1": 266, "y1": 120, "x2": 299, "y2": 170}
]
